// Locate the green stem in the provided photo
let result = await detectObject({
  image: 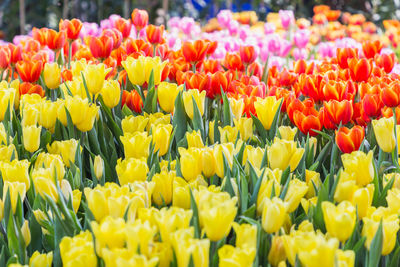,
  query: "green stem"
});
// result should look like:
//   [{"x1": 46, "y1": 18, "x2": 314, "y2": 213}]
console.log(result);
[
  {"x1": 392, "y1": 107, "x2": 400, "y2": 171},
  {"x1": 68, "y1": 40, "x2": 72, "y2": 69},
  {"x1": 192, "y1": 63, "x2": 196, "y2": 73}
]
